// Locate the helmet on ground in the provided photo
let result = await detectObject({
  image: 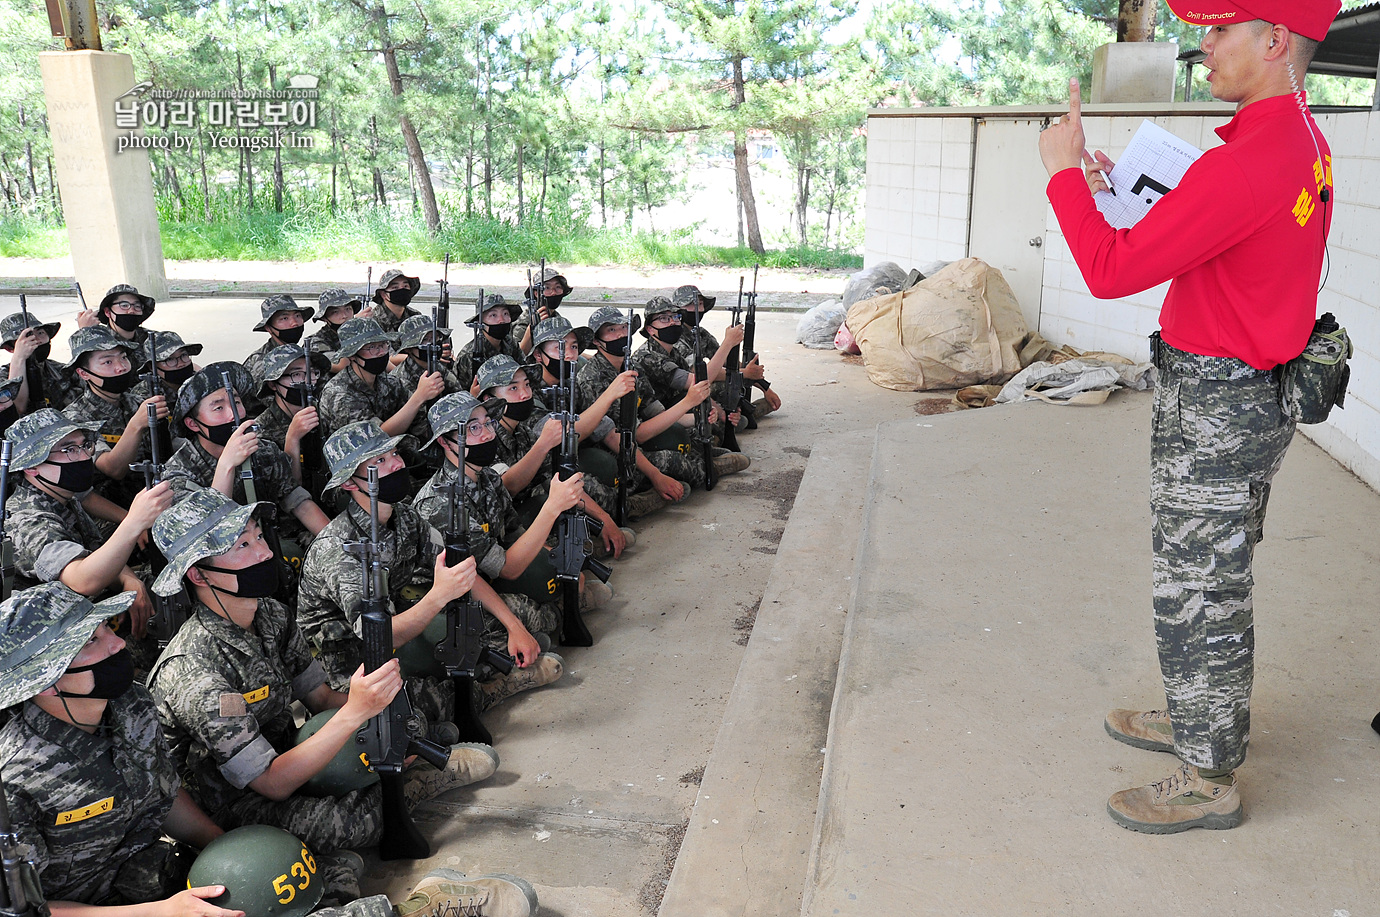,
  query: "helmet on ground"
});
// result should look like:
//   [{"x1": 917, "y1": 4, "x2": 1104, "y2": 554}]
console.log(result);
[{"x1": 186, "y1": 825, "x2": 324, "y2": 917}]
